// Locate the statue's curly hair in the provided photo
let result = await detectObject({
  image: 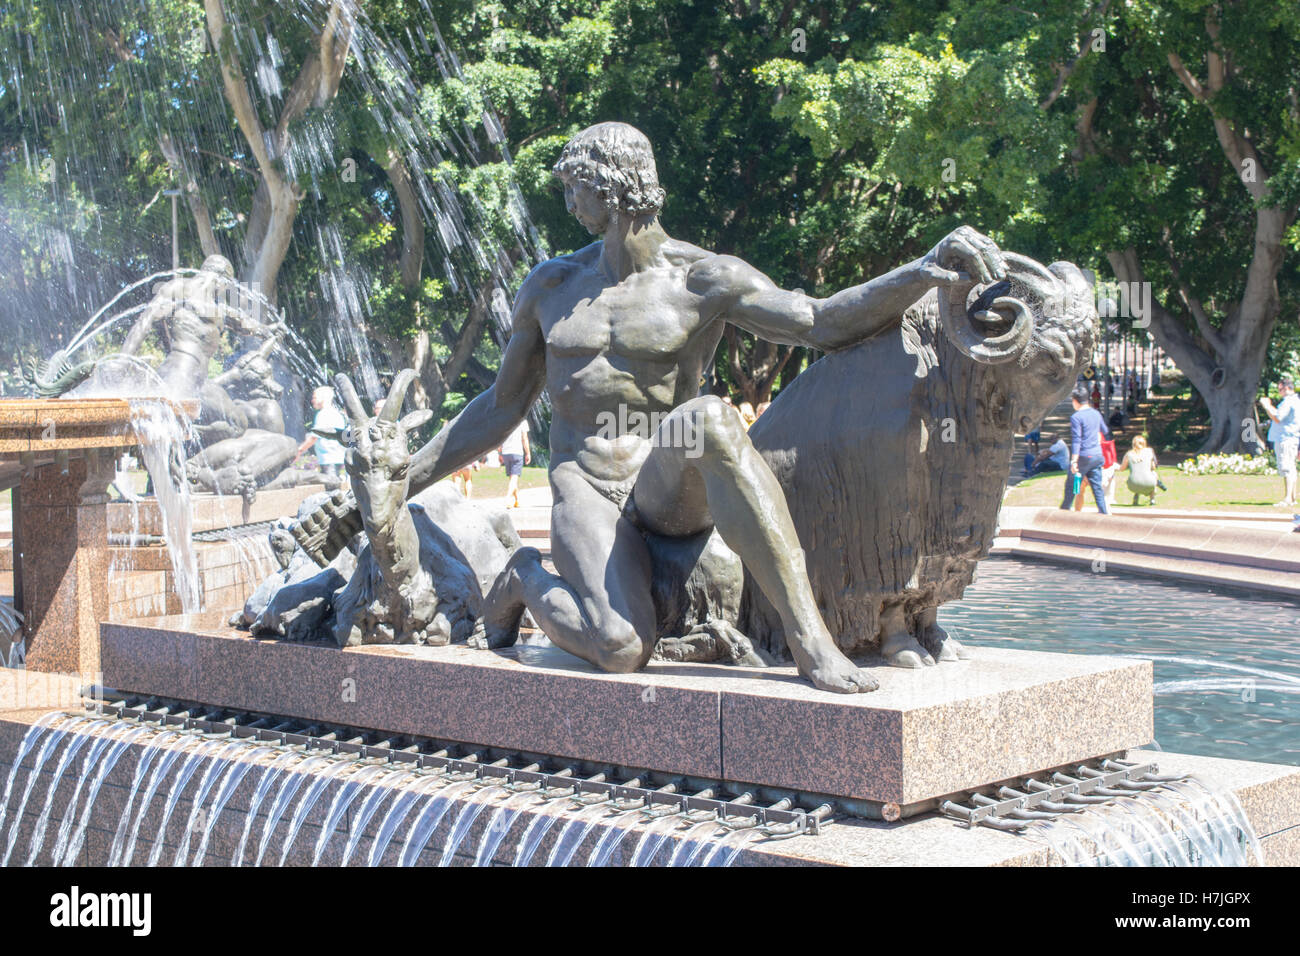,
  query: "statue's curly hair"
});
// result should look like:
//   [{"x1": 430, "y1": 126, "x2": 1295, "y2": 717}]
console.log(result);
[{"x1": 552, "y1": 122, "x2": 666, "y2": 218}]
